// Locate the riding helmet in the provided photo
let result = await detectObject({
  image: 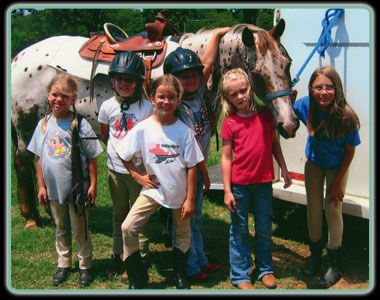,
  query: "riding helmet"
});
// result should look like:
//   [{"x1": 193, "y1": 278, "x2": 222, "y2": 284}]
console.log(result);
[
  {"x1": 108, "y1": 51, "x2": 145, "y2": 81},
  {"x1": 163, "y1": 47, "x2": 204, "y2": 75}
]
